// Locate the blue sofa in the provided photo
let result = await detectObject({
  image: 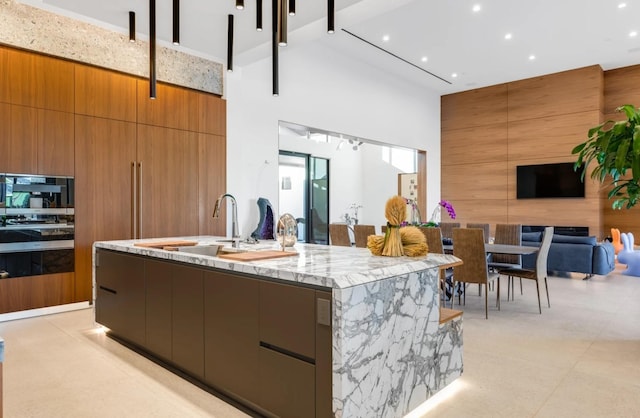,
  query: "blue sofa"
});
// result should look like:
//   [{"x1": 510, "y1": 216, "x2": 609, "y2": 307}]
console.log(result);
[{"x1": 521, "y1": 231, "x2": 615, "y2": 276}]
